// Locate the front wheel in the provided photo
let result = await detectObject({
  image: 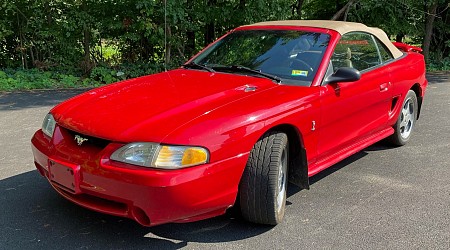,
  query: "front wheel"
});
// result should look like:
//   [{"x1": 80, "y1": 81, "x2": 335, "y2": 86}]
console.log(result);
[
  {"x1": 239, "y1": 131, "x2": 288, "y2": 225},
  {"x1": 389, "y1": 90, "x2": 418, "y2": 146}
]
